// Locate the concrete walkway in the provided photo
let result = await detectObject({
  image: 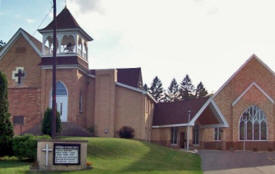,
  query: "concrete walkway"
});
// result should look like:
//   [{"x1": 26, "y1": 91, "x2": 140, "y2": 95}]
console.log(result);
[{"x1": 199, "y1": 150, "x2": 275, "y2": 174}]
